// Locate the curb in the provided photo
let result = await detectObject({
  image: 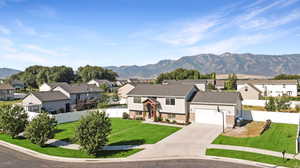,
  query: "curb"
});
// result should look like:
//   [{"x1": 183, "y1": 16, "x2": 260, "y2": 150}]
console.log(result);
[{"x1": 0, "y1": 140, "x2": 283, "y2": 167}]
